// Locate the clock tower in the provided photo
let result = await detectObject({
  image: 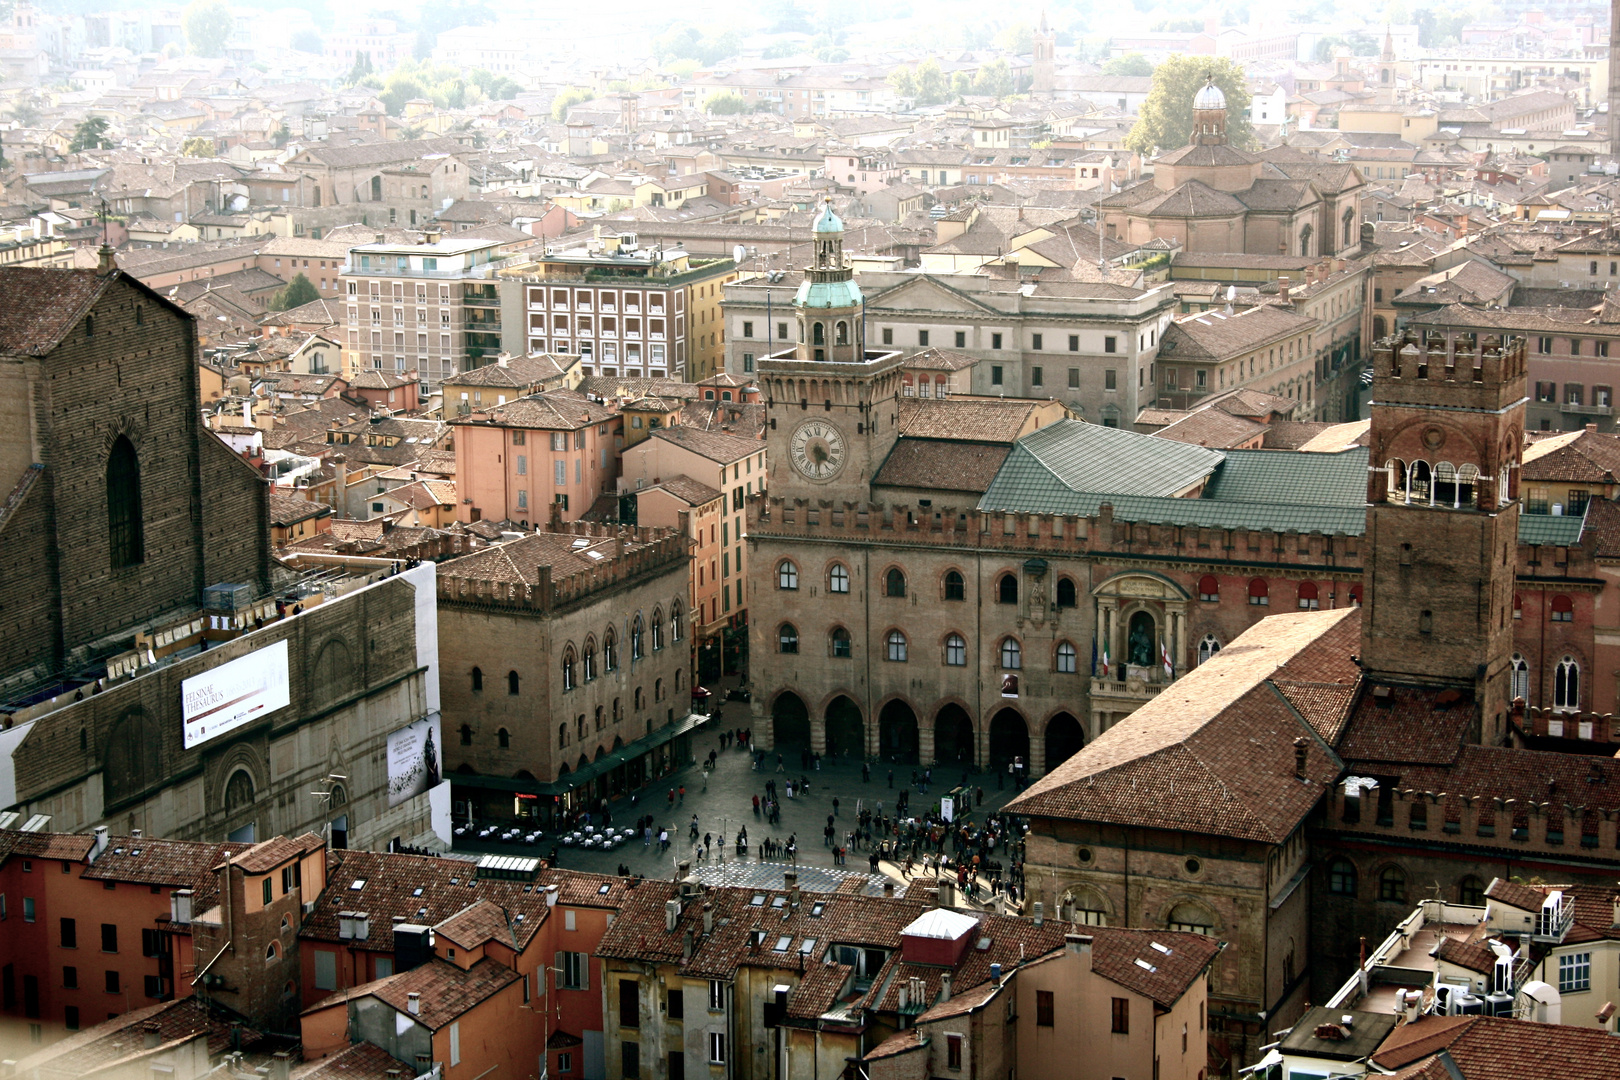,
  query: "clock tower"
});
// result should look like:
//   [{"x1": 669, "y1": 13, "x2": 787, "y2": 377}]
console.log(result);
[{"x1": 759, "y1": 197, "x2": 905, "y2": 503}]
